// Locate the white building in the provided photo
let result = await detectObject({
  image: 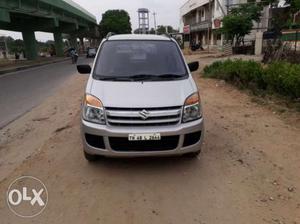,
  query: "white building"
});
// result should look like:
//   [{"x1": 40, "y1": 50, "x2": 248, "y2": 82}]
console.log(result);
[{"x1": 180, "y1": 0, "x2": 270, "y2": 52}]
